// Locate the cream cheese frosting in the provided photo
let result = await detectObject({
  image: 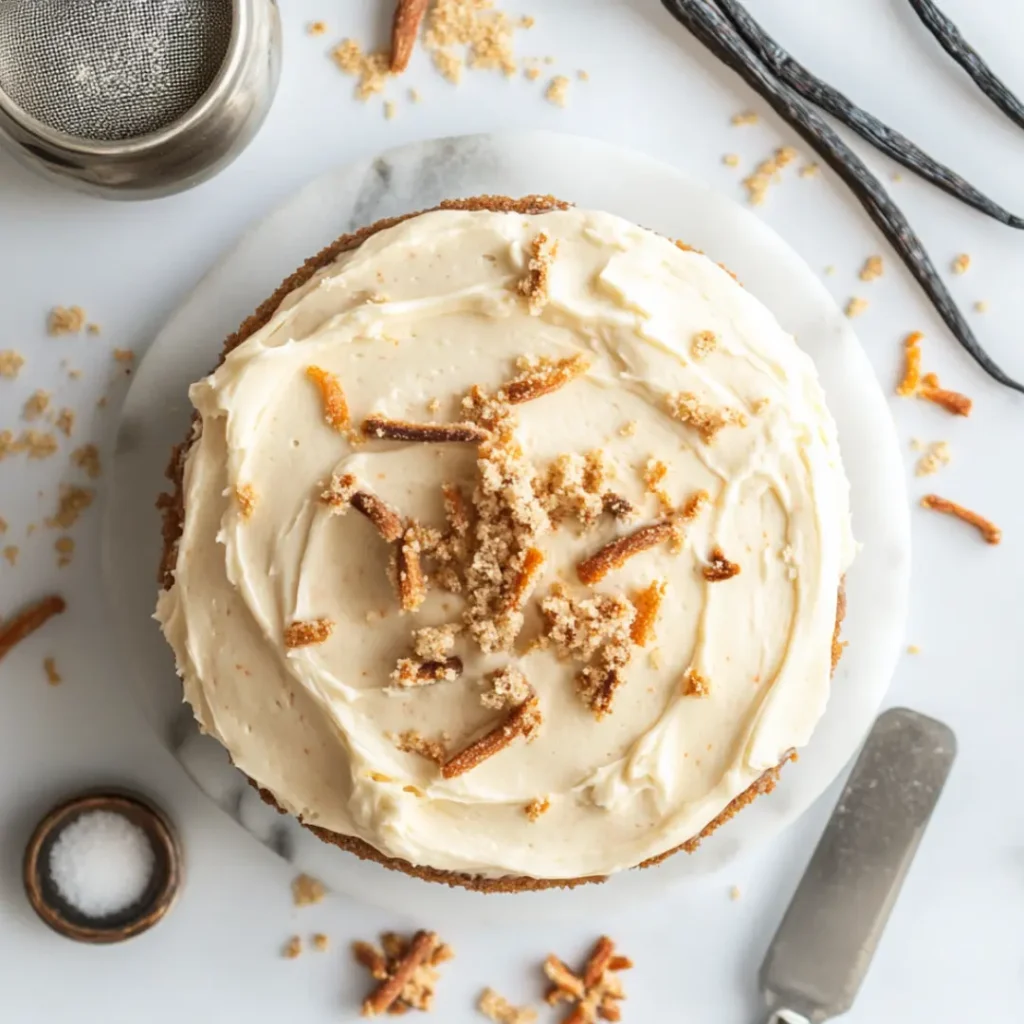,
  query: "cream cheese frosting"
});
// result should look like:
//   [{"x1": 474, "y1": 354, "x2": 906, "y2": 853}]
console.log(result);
[{"x1": 156, "y1": 207, "x2": 855, "y2": 880}]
